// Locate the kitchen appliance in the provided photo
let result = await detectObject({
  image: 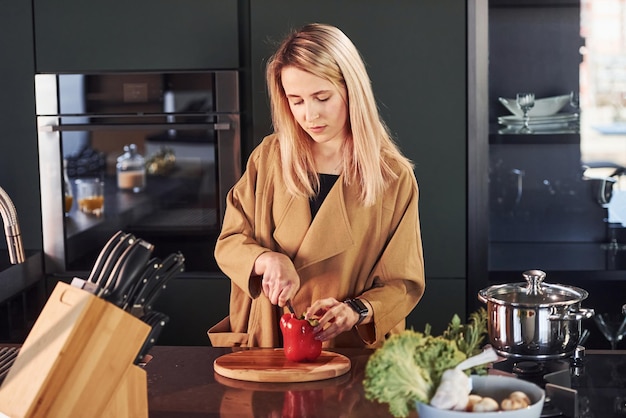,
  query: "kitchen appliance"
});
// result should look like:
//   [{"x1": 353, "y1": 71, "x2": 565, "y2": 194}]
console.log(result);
[
  {"x1": 478, "y1": 270, "x2": 595, "y2": 360},
  {"x1": 489, "y1": 346, "x2": 626, "y2": 418},
  {"x1": 35, "y1": 71, "x2": 241, "y2": 274}
]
